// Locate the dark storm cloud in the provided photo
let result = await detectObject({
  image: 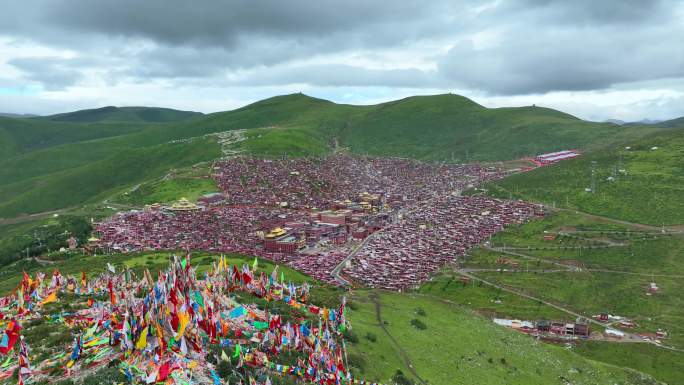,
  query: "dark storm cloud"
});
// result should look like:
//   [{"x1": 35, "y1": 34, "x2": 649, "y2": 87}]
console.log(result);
[
  {"x1": 0, "y1": 0, "x2": 683, "y2": 95},
  {"x1": 513, "y1": 0, "x2": 673, "y2": 24},
  {"x1": 436, "y1": 0, "x2": 684, "y2": 94},
  {"x1": 35, "y1": 0, "x2": 452, "y2": 50},
  {"x1": 438, "y1": 23, "x2": 684, "y2": 95}
]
